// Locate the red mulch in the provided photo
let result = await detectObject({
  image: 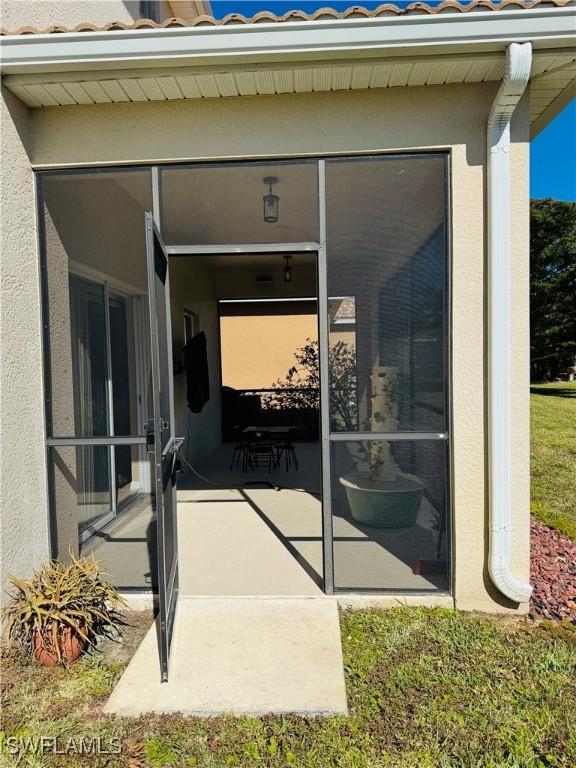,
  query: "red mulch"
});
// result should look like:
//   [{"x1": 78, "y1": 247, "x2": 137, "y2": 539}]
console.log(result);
[{"x1": 530, "y1": 517, "x2": 576, "y2": 622}]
